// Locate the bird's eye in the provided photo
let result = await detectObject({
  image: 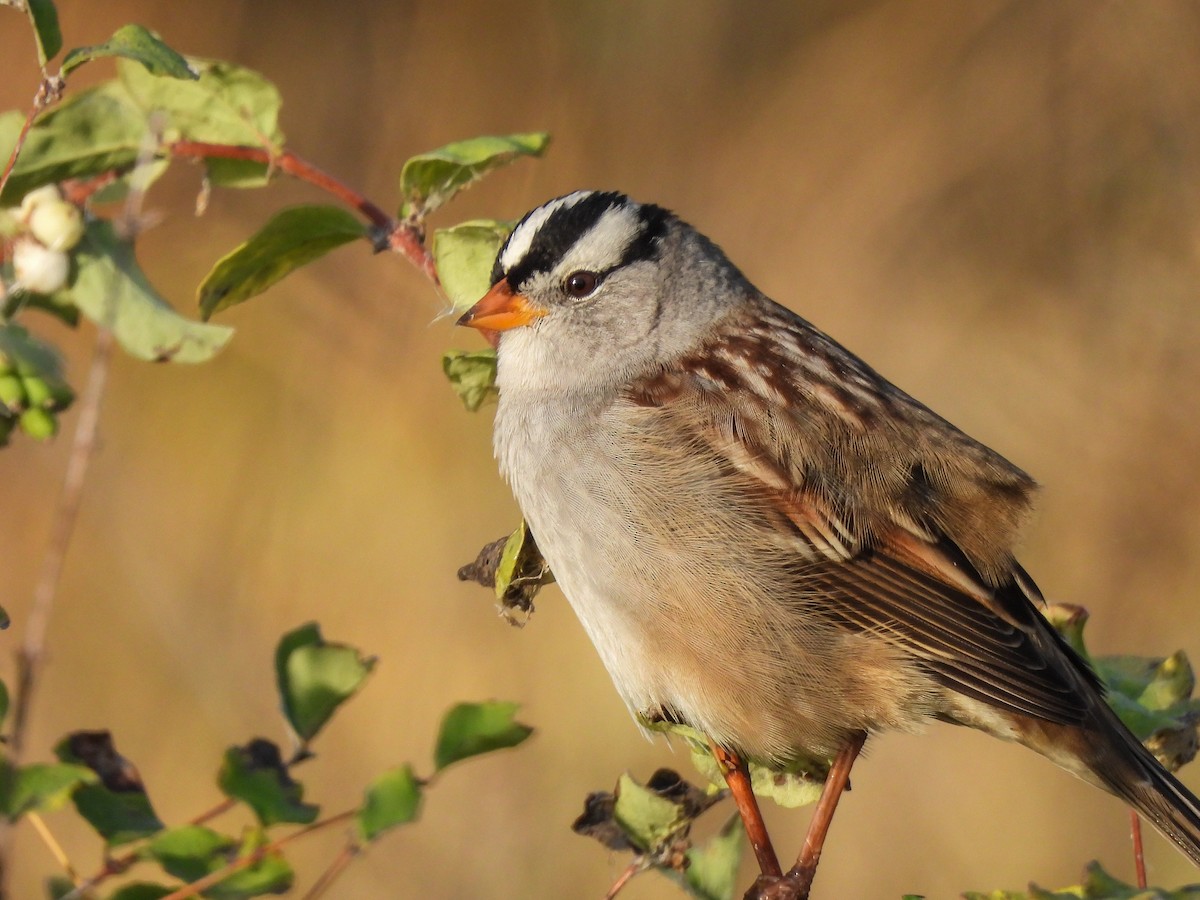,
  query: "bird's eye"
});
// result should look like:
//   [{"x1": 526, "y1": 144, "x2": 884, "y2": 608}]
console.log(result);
[{"x1": 564, "y1": 270, "x2": 600, "y2": 298}]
